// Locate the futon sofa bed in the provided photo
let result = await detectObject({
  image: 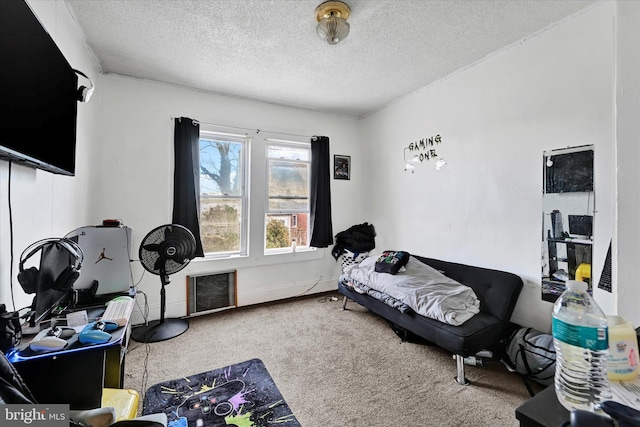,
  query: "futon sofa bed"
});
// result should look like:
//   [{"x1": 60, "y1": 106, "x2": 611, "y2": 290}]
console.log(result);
[{"x1": 338, "y1": 254, "x2": 523, "y2": 385}]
